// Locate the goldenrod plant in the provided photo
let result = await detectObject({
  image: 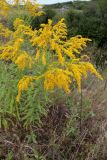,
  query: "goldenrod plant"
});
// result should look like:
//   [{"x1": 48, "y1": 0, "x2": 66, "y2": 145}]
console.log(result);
[
  {"x1": 0, "y1": 0, "x2": 102, "y2": 103},
  {"x1": 0, "y1": 0, "x2": 10, "y2": 17},
  {"x1": 0, "y1": 0, "x2": 103, "y2": 129},
  {"x1": 0, "y1": 1, "x2": 106, "y2": 159}
]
